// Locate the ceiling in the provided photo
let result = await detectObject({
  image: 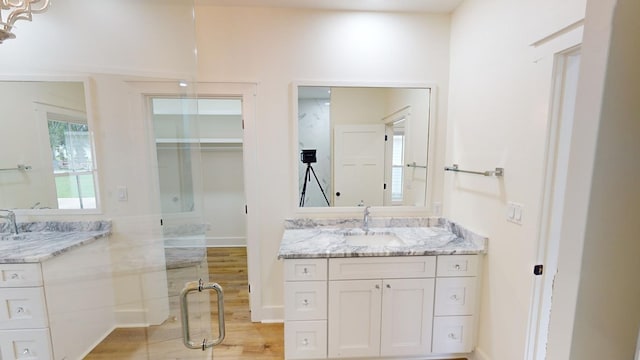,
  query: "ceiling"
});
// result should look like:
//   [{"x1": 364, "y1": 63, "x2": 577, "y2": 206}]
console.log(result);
[{"x1": 195, "y1": 0, "x2": 464, "y2": 13}]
